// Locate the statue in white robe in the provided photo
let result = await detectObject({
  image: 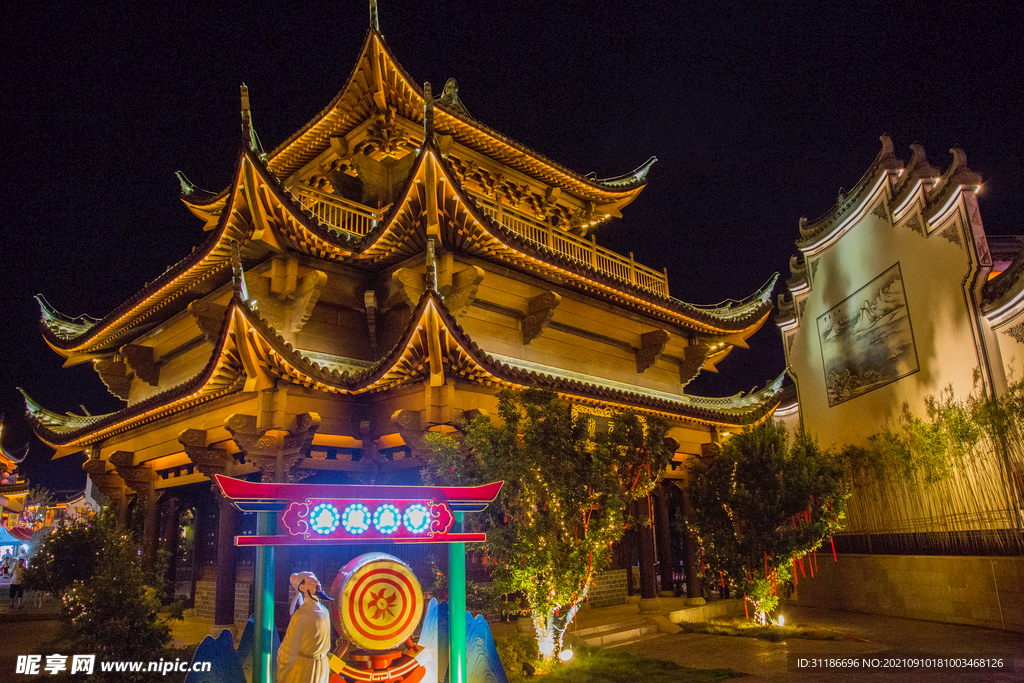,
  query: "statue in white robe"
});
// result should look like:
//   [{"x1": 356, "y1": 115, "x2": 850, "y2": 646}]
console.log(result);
[{"x1": 277, "y1": 572, "x2": 333, "y2": 683}]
